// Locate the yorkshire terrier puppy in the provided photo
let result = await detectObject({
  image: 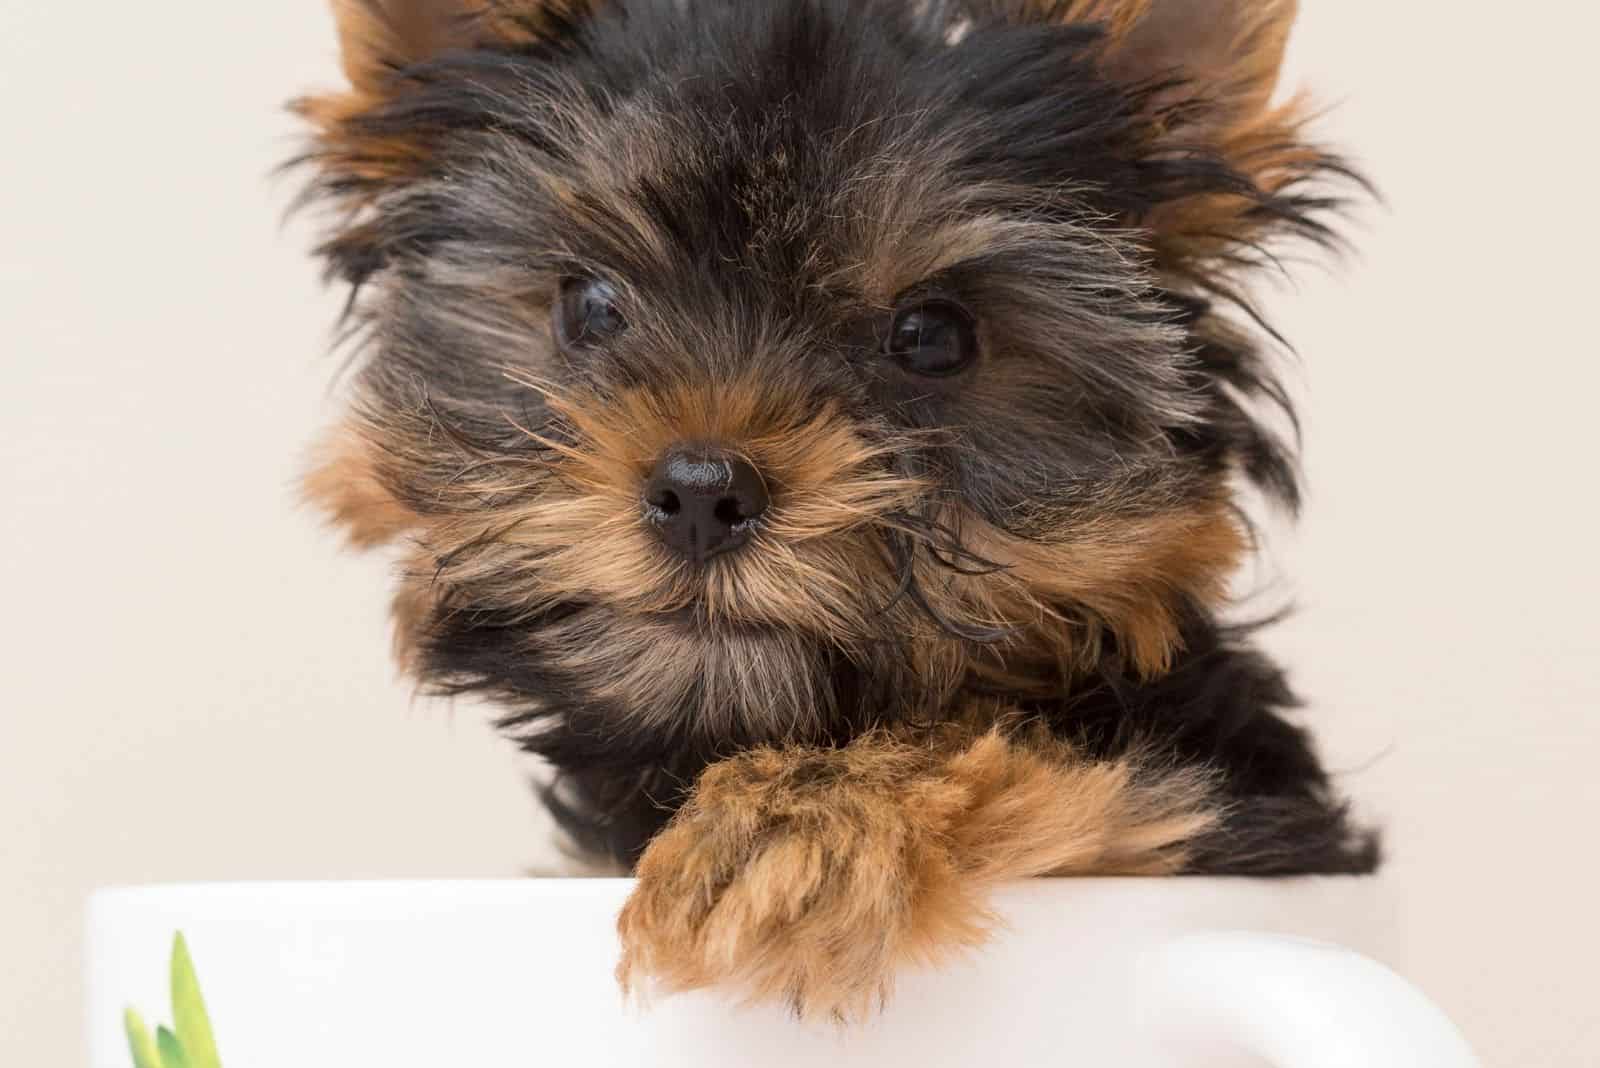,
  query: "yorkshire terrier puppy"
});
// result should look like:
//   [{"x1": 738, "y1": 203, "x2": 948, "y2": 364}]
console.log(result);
[{"x1": 293, "y1": 0, "x2": 1379, "y2": 1019}]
